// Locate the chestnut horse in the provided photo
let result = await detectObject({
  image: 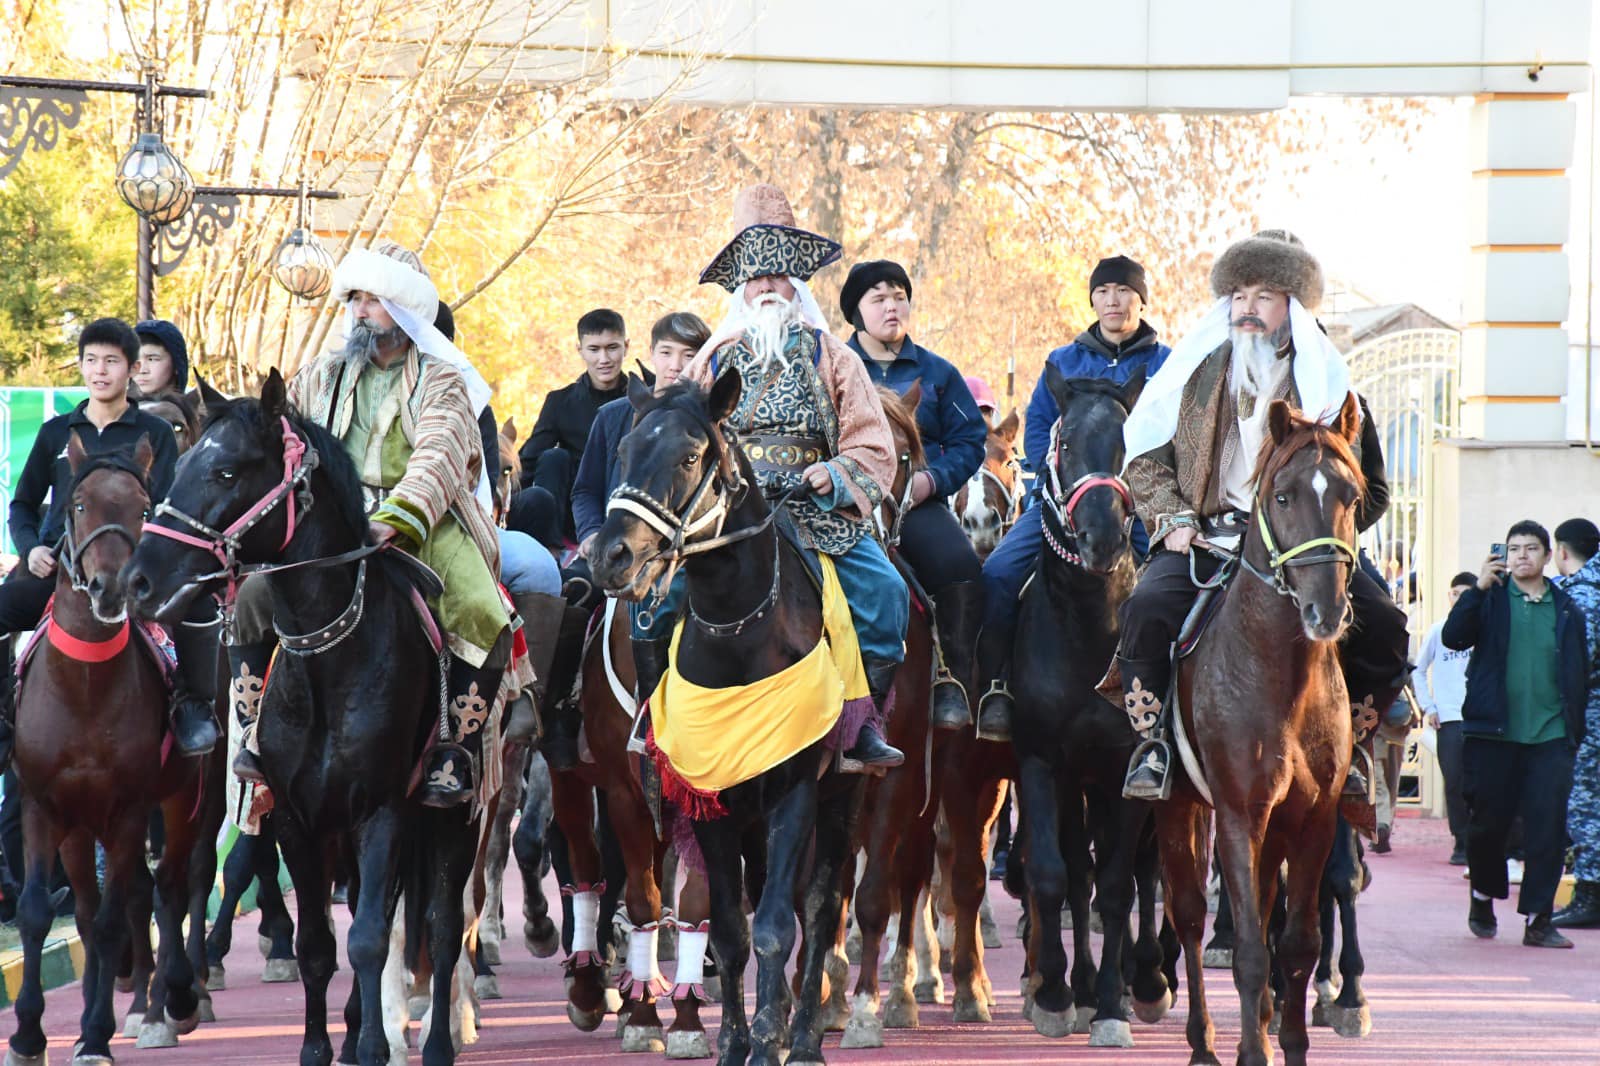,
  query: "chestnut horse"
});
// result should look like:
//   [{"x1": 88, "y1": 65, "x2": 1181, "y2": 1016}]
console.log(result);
[
  {"x1": 9, "y1": 435, "x2": 208, "y2": 1064},
  {"x1": 951, "y1": 410, "x2": 1021, "y2": 560},
  {"x1": 1154, "y1": 396, "x2": 1365, "y2": 1066}
]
